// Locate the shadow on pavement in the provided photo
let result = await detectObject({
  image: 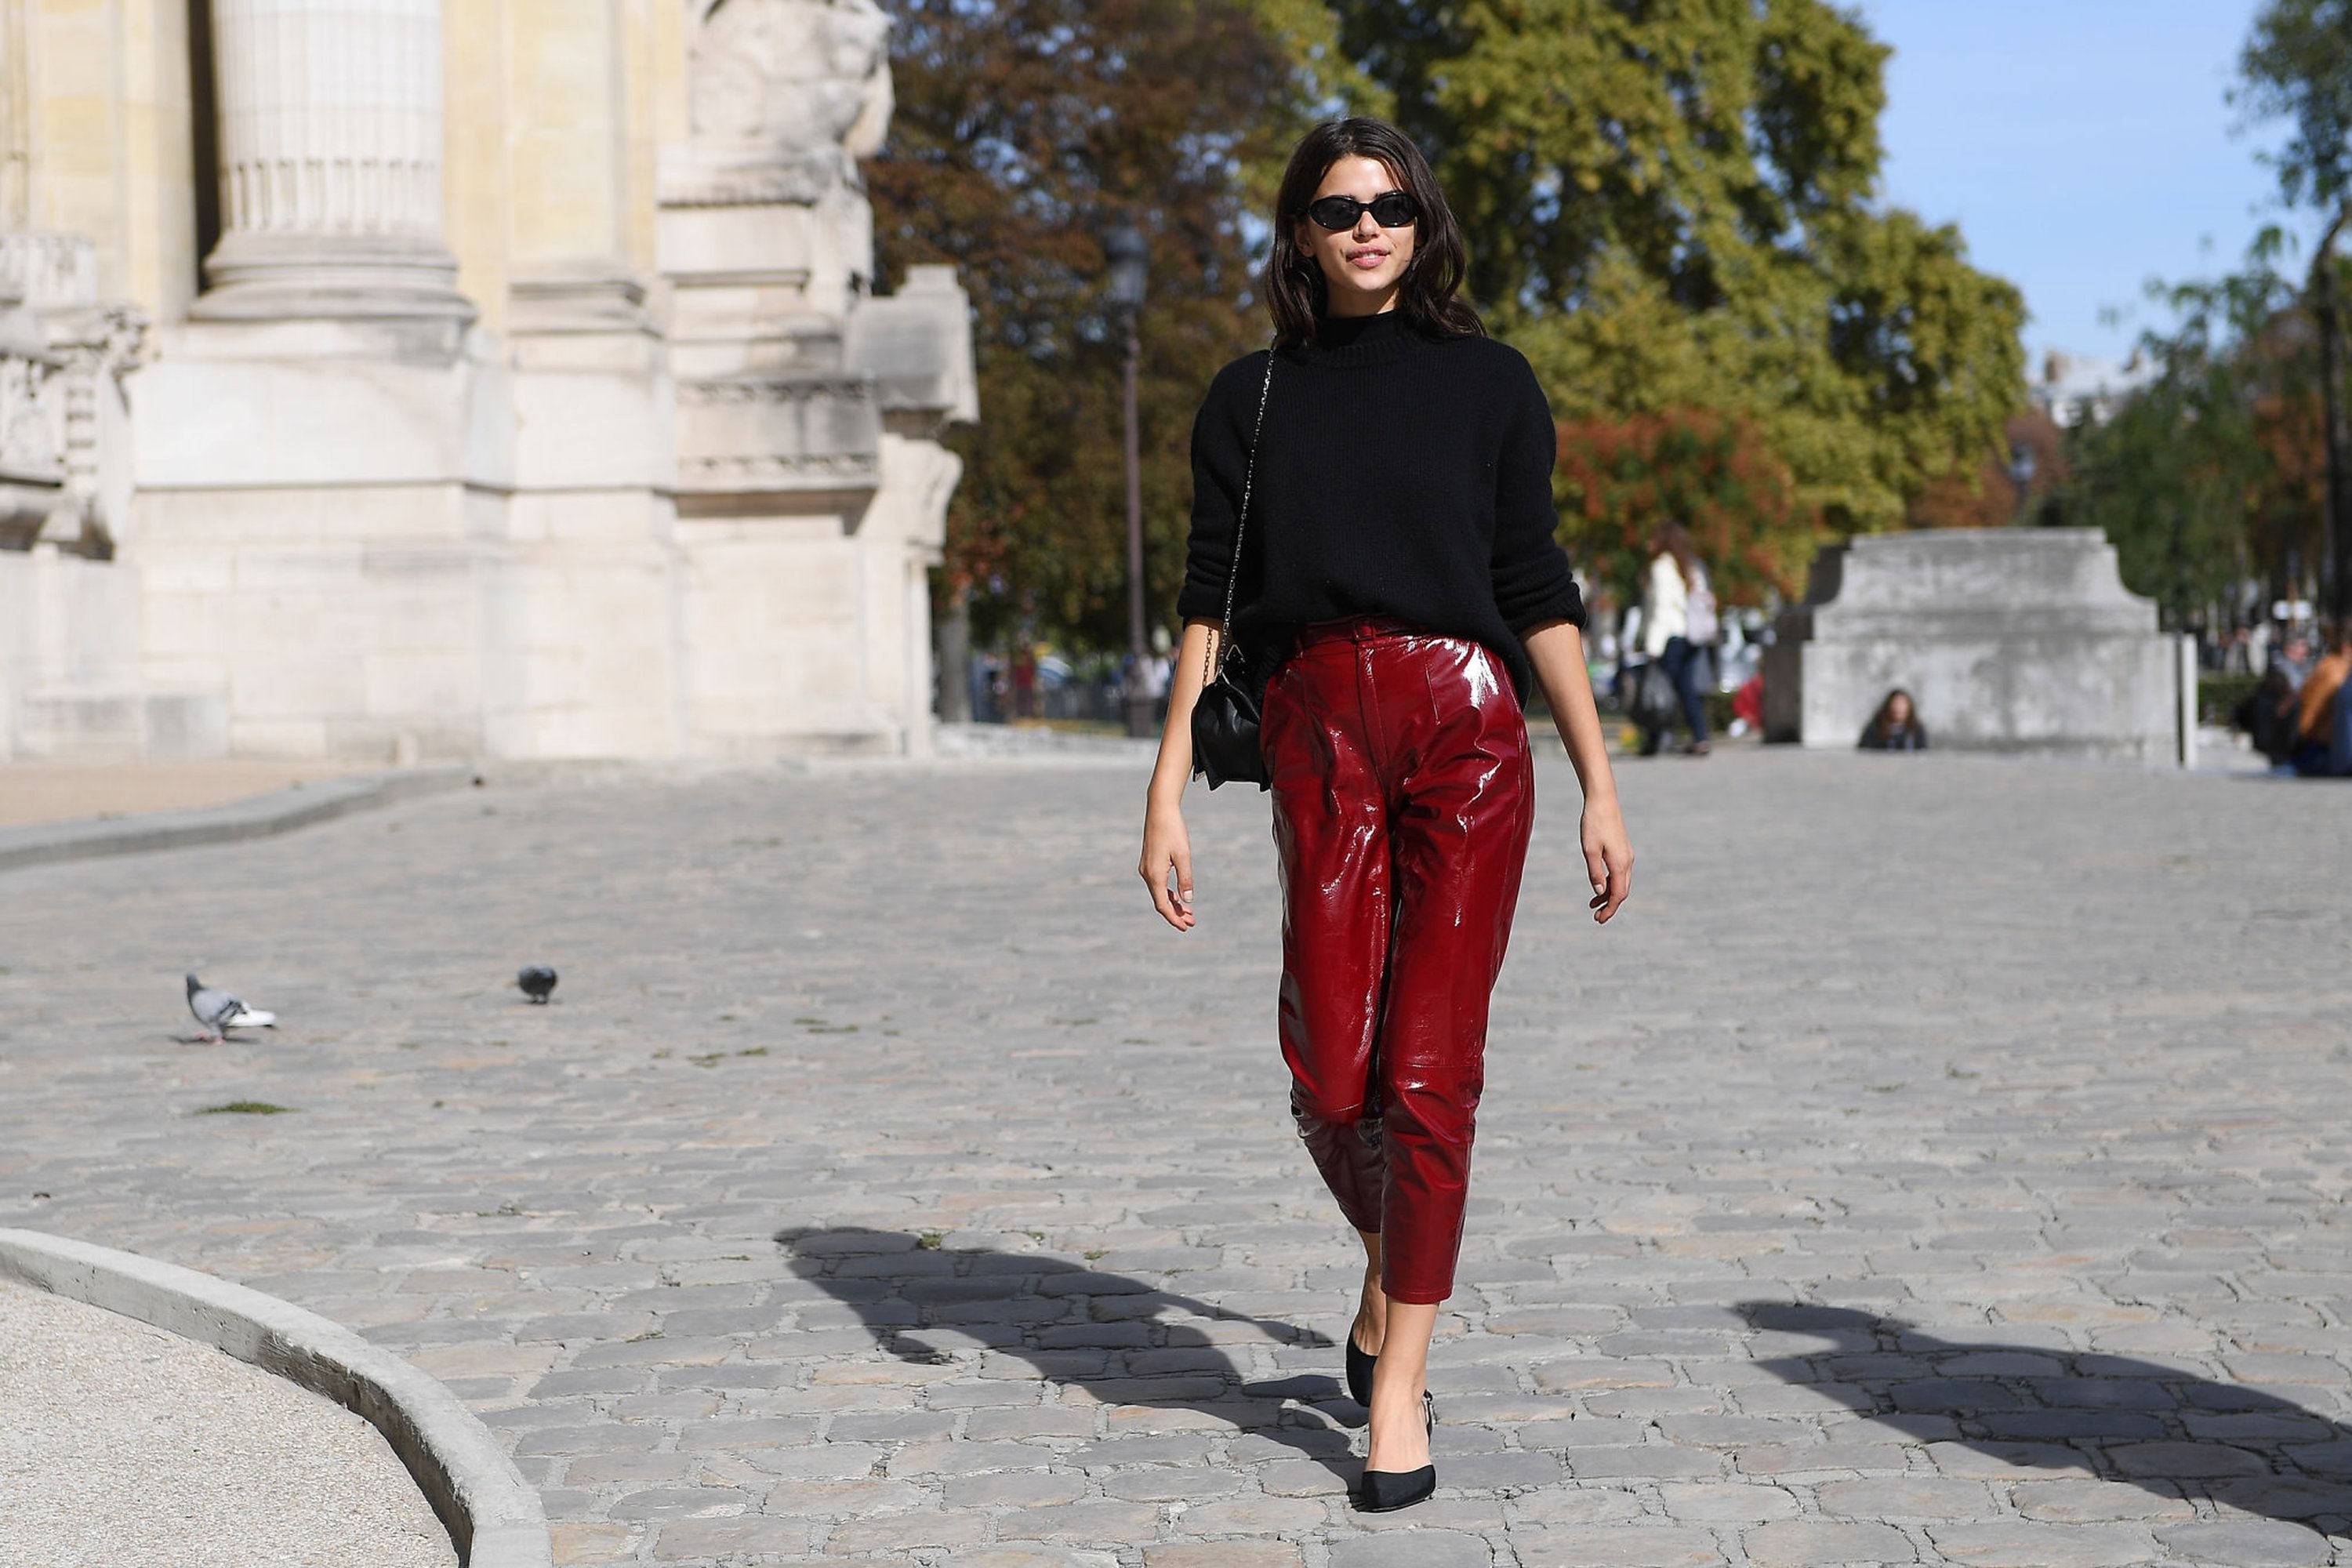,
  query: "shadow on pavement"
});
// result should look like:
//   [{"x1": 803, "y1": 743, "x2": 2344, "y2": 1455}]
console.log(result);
[
  {"x1": 1739, "y1": 1303, "x2": 2352, "y2": 1534},
  {"x1": 775, "y1": 1227, "x2": 1355, "y2": 1475}
]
